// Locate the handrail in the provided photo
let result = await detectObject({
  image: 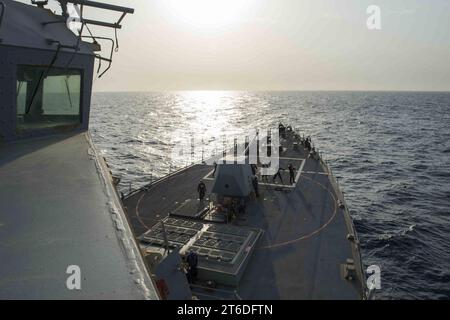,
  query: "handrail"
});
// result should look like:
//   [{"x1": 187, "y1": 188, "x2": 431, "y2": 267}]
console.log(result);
[
  {"x1": 123, "y1": 162, "x2": 198, "y2": 199},
  {"x1": 81, "y1": 35, "x2": 115, "y2": 77},
  {"x1": 295, "y1": 127, "x2": 369, "y2": 299},
  {"x1": 123, "y1": 131, "x2": 260, "y2": 199},
  {"x1": 54, "y1": 0, "x2": 133, "y2": 29},
  {"x1": 62, "y1": 0, "x2": 134, "y2": 14},
  {"x1": 323, "y1": 155, "x2": 368, "y2": 299}
]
